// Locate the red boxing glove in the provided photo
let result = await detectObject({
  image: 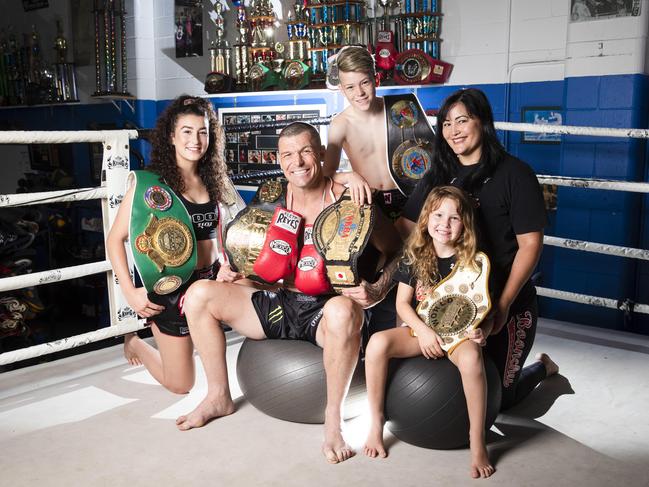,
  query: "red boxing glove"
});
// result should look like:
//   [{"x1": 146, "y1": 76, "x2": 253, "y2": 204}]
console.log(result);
[
  {"x1": 376, "y1": 30, "x2": 398, "y2": 71},
  {"x1": 294, "y1": 225, "x2": 331, "y2": 295},
  {"x1": 253, "y1": 206, "x2": 303, "y2": 283}
]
